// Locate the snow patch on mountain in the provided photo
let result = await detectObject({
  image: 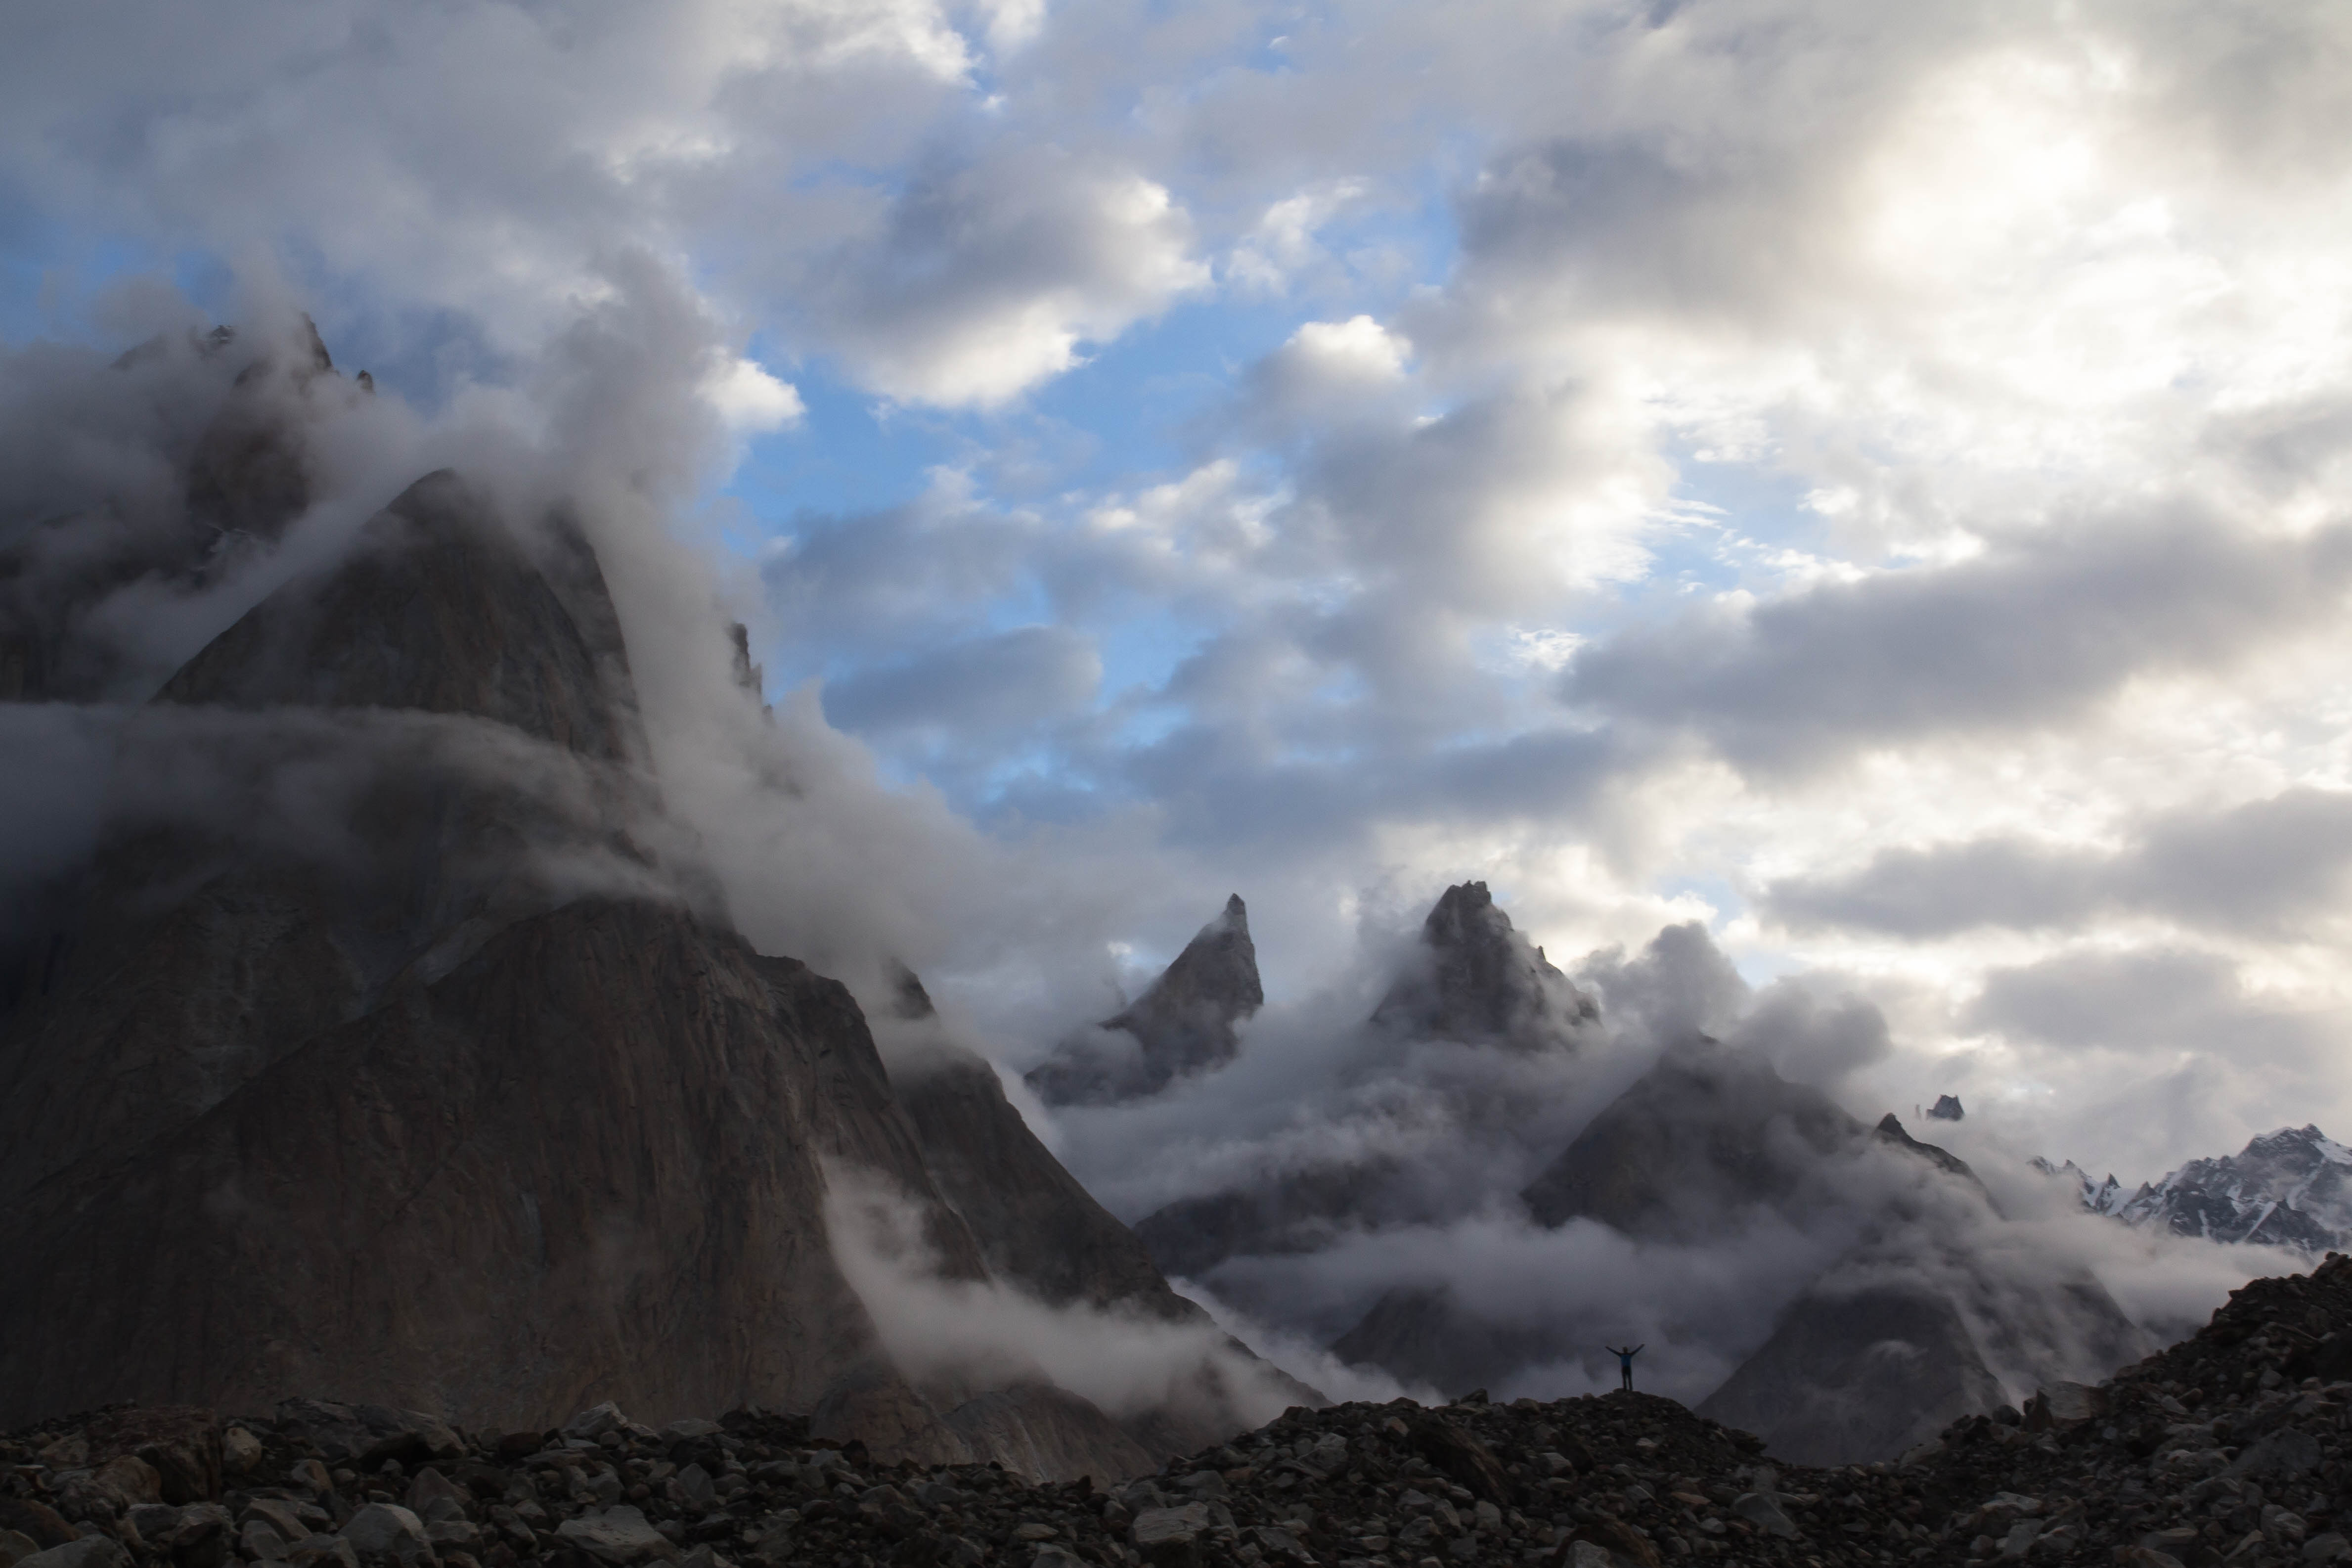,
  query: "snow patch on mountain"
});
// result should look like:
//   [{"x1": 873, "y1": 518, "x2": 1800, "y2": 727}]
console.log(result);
[{"x1": 2041, "y1": 1125, "x2": 2352, "y2": 1254}]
